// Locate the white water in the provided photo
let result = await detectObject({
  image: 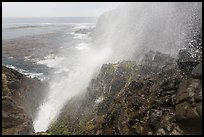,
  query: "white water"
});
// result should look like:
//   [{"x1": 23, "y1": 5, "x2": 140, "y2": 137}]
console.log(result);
[
  {"x1": 33, "y1": 25, "x2": 111, "y2": 131},
  {"x1": 33, "y1": 46, "x2": 111, "y2": 132},
  {"x1": 5, "y1": 64, "x2": 46, "y2": 81}
]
